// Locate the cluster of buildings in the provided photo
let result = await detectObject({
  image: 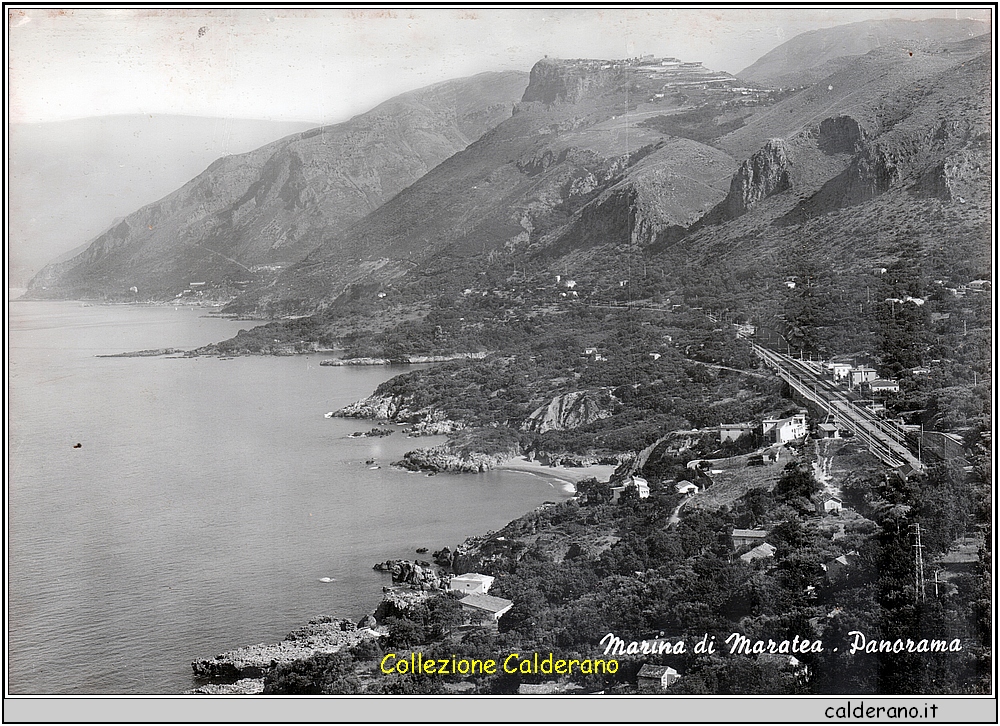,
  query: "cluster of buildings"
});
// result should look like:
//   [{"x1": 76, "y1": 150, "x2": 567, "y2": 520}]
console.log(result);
[
  {"x1": 719, "y1": 409, "x2": 812, "y2": 446},
  {"x1": 824, "y1": 362, "x2": 900, "y2": 395},
  {"x1": 446, "y1": 572, "x2": 513, "y2": 628}
]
